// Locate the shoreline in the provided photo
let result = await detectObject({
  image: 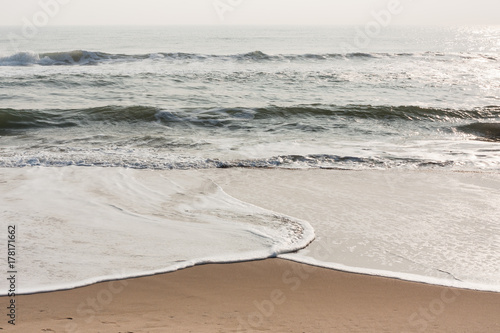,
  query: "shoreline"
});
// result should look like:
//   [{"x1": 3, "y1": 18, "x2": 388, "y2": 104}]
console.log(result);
[
  {"x1": 3, "y1": 258, "x2": 499, "y2": 332},
  {"x1": 1, "y1": 166, "x2": 500, "y2": 295}
]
